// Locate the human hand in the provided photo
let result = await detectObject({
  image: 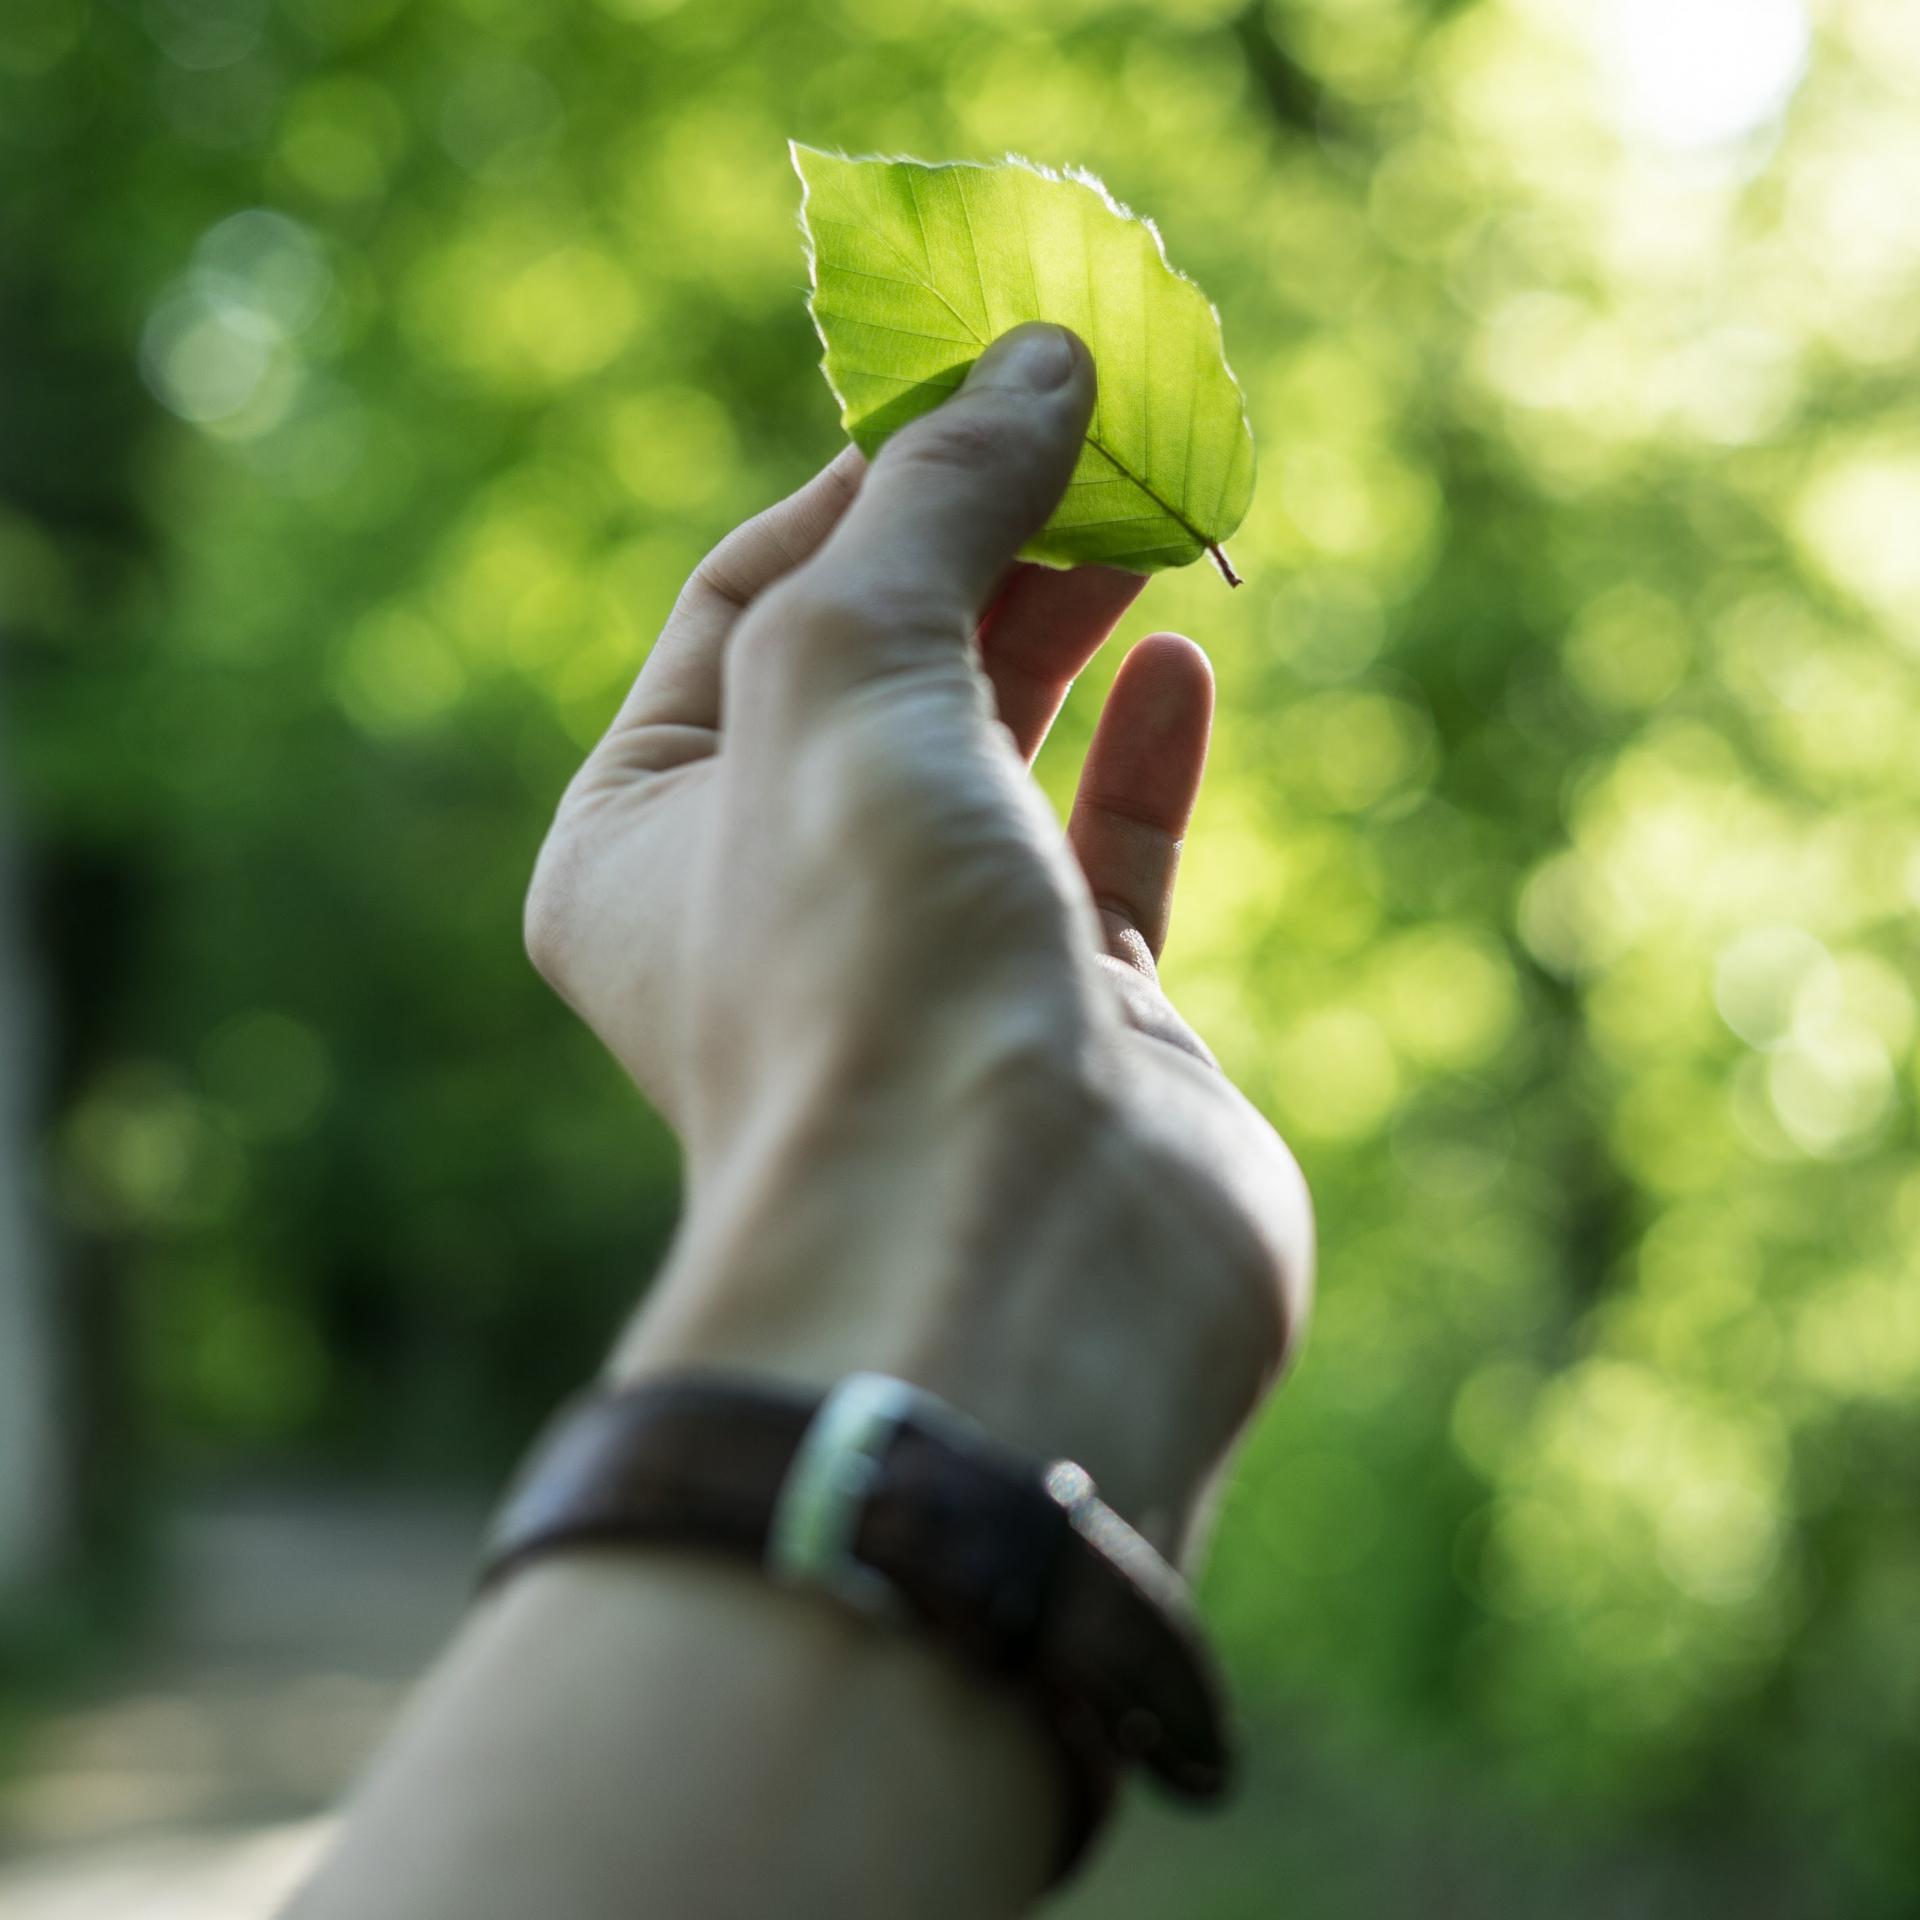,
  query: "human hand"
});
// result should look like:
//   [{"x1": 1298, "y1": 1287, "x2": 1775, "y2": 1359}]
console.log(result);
[{"x1": 524, "y1": 324, "x2": 1312, "y2": 1560}]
